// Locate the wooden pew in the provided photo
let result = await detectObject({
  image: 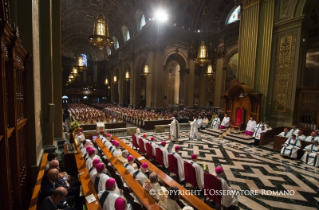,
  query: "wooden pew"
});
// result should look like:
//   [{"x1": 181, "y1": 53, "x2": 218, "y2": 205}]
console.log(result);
[
  {"x1": 113, "y1": 137, "x2": 214, "y2": 210},
  {"x1": 28, "y1": 153, "x2": 48, "y2": 210},
  {"x1": 95, "y1": 139, "x2": 162, "y2": 210},
  {"x1": 72, "y1": 134, "x2": 102, "y2": 210}
]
